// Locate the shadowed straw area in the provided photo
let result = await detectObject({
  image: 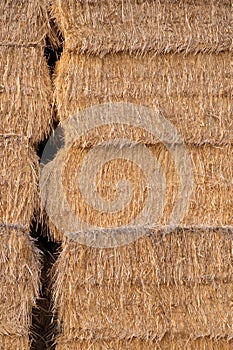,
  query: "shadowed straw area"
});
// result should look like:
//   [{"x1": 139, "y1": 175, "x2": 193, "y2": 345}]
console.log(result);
[
  {"x1": 54, "y1": 52, "x2": 233, "y2": 145},
  {"x1": 51, "y1": 0, "x2": 232, "y2": 55},
  {"x1": 52, "y1": 229, "x2": 233, "y2": 341},
  {"x1": 0, "y1": 0, "x2": 57, "y2": 47},
  {"x1": 30, "y1": 229, "x2": 61, "y2": 350},
  {"x1": 0, "y1": 226, "x2": 41, "y2": 340},
  {"x1": 0, "y1": 136, "x2": 39, "y2": 226},
  {"x1": 42, "y1": 143, "x2": 233, "y2": 241},
  {"x1": 0, "y1": 47, "x2": 54, "y2": 144},
  {"x1": 55, "y1": 337, "x2": 233, "y2": 350}
]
